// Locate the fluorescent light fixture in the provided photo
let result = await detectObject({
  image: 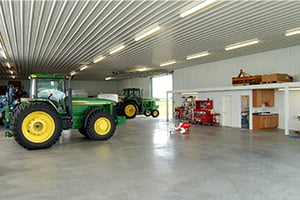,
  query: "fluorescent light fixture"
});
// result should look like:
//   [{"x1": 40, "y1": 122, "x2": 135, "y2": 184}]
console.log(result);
[
  {"x1": 181, "y1": 92, "x2": 198, "y2": 95},
  {"x1": 134, "y1": 24, "x2": 161, "y2": 41},
  {"x1": 0, "y1": 42, "x2": 7, "y2": 59},
  {"x1": 70, "y1": 71, "x2": 76, "y2": 76},
  {"x1": 93, "y1": 55, "x2": 106, "y2": 63},
  {"x1": 6, "y1": 62, "x2": 11, "y2": 68},
  {"x1": 1, "y1": 50, "x2": 7, "y2": 59},
  {"x1": 137, "y1": 67, "x2": 149, "y2": 72},
  {"x1": 285, "y1": 27, "x2": 300, "y2": 36},
  {"x1": 160, "y1": 60, "x2": 176, "y2": 67},
  {"x1": 9, "y1": 70, "x2": 13, "y2": 74},
  {"x1": 278, "y1": 88, "x2": 300, "y2": 91},
  {"x1": 11, "y1": 76, "x2": 16, "y2": 79},
  {"x1": 186, "y1": 51, "x2": 210, "y2": 60},
  {"x1": 105, "y1": 76, "x2": 113, "y2": 81},
  {"x1": 180, "y1": 0, "x2": 222, "y2": 18},
  {"x1": 80, "y1": 65, "x2": 88, "y2": 71},
  {"x1": 125, "y1": 65, "x2": 151, "y2": 72},
  {"x1": 225, "y1": 38, "x2": 260, "y2": 51},
  {"x1": 109, "y1": 43, "x2": 126, "y2": 54}
]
